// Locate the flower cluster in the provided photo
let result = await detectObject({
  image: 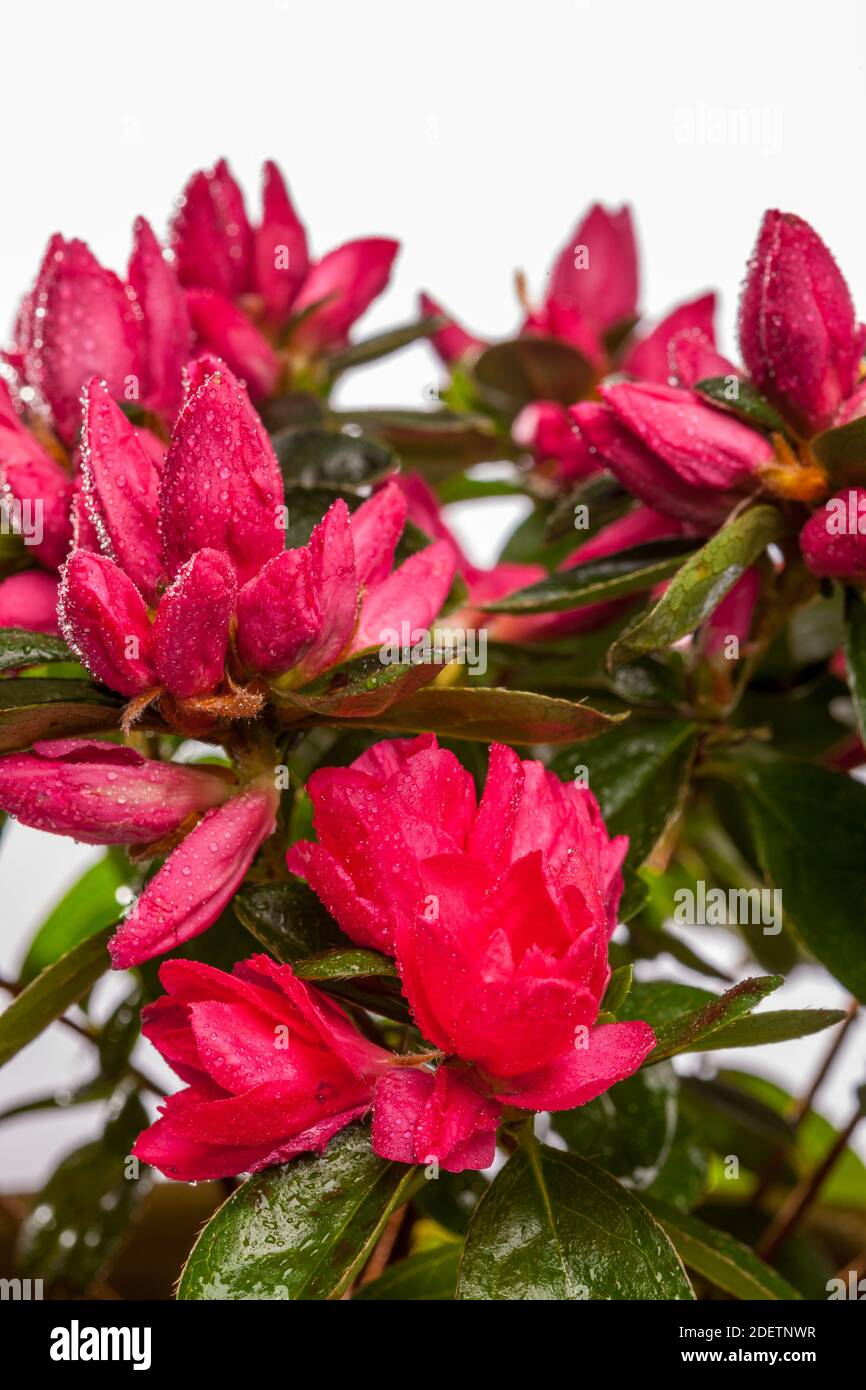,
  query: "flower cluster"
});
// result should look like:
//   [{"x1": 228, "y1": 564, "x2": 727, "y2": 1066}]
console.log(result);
[{"x1": 133, "y1": 736, "x2": 653, "y2": 1179}]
